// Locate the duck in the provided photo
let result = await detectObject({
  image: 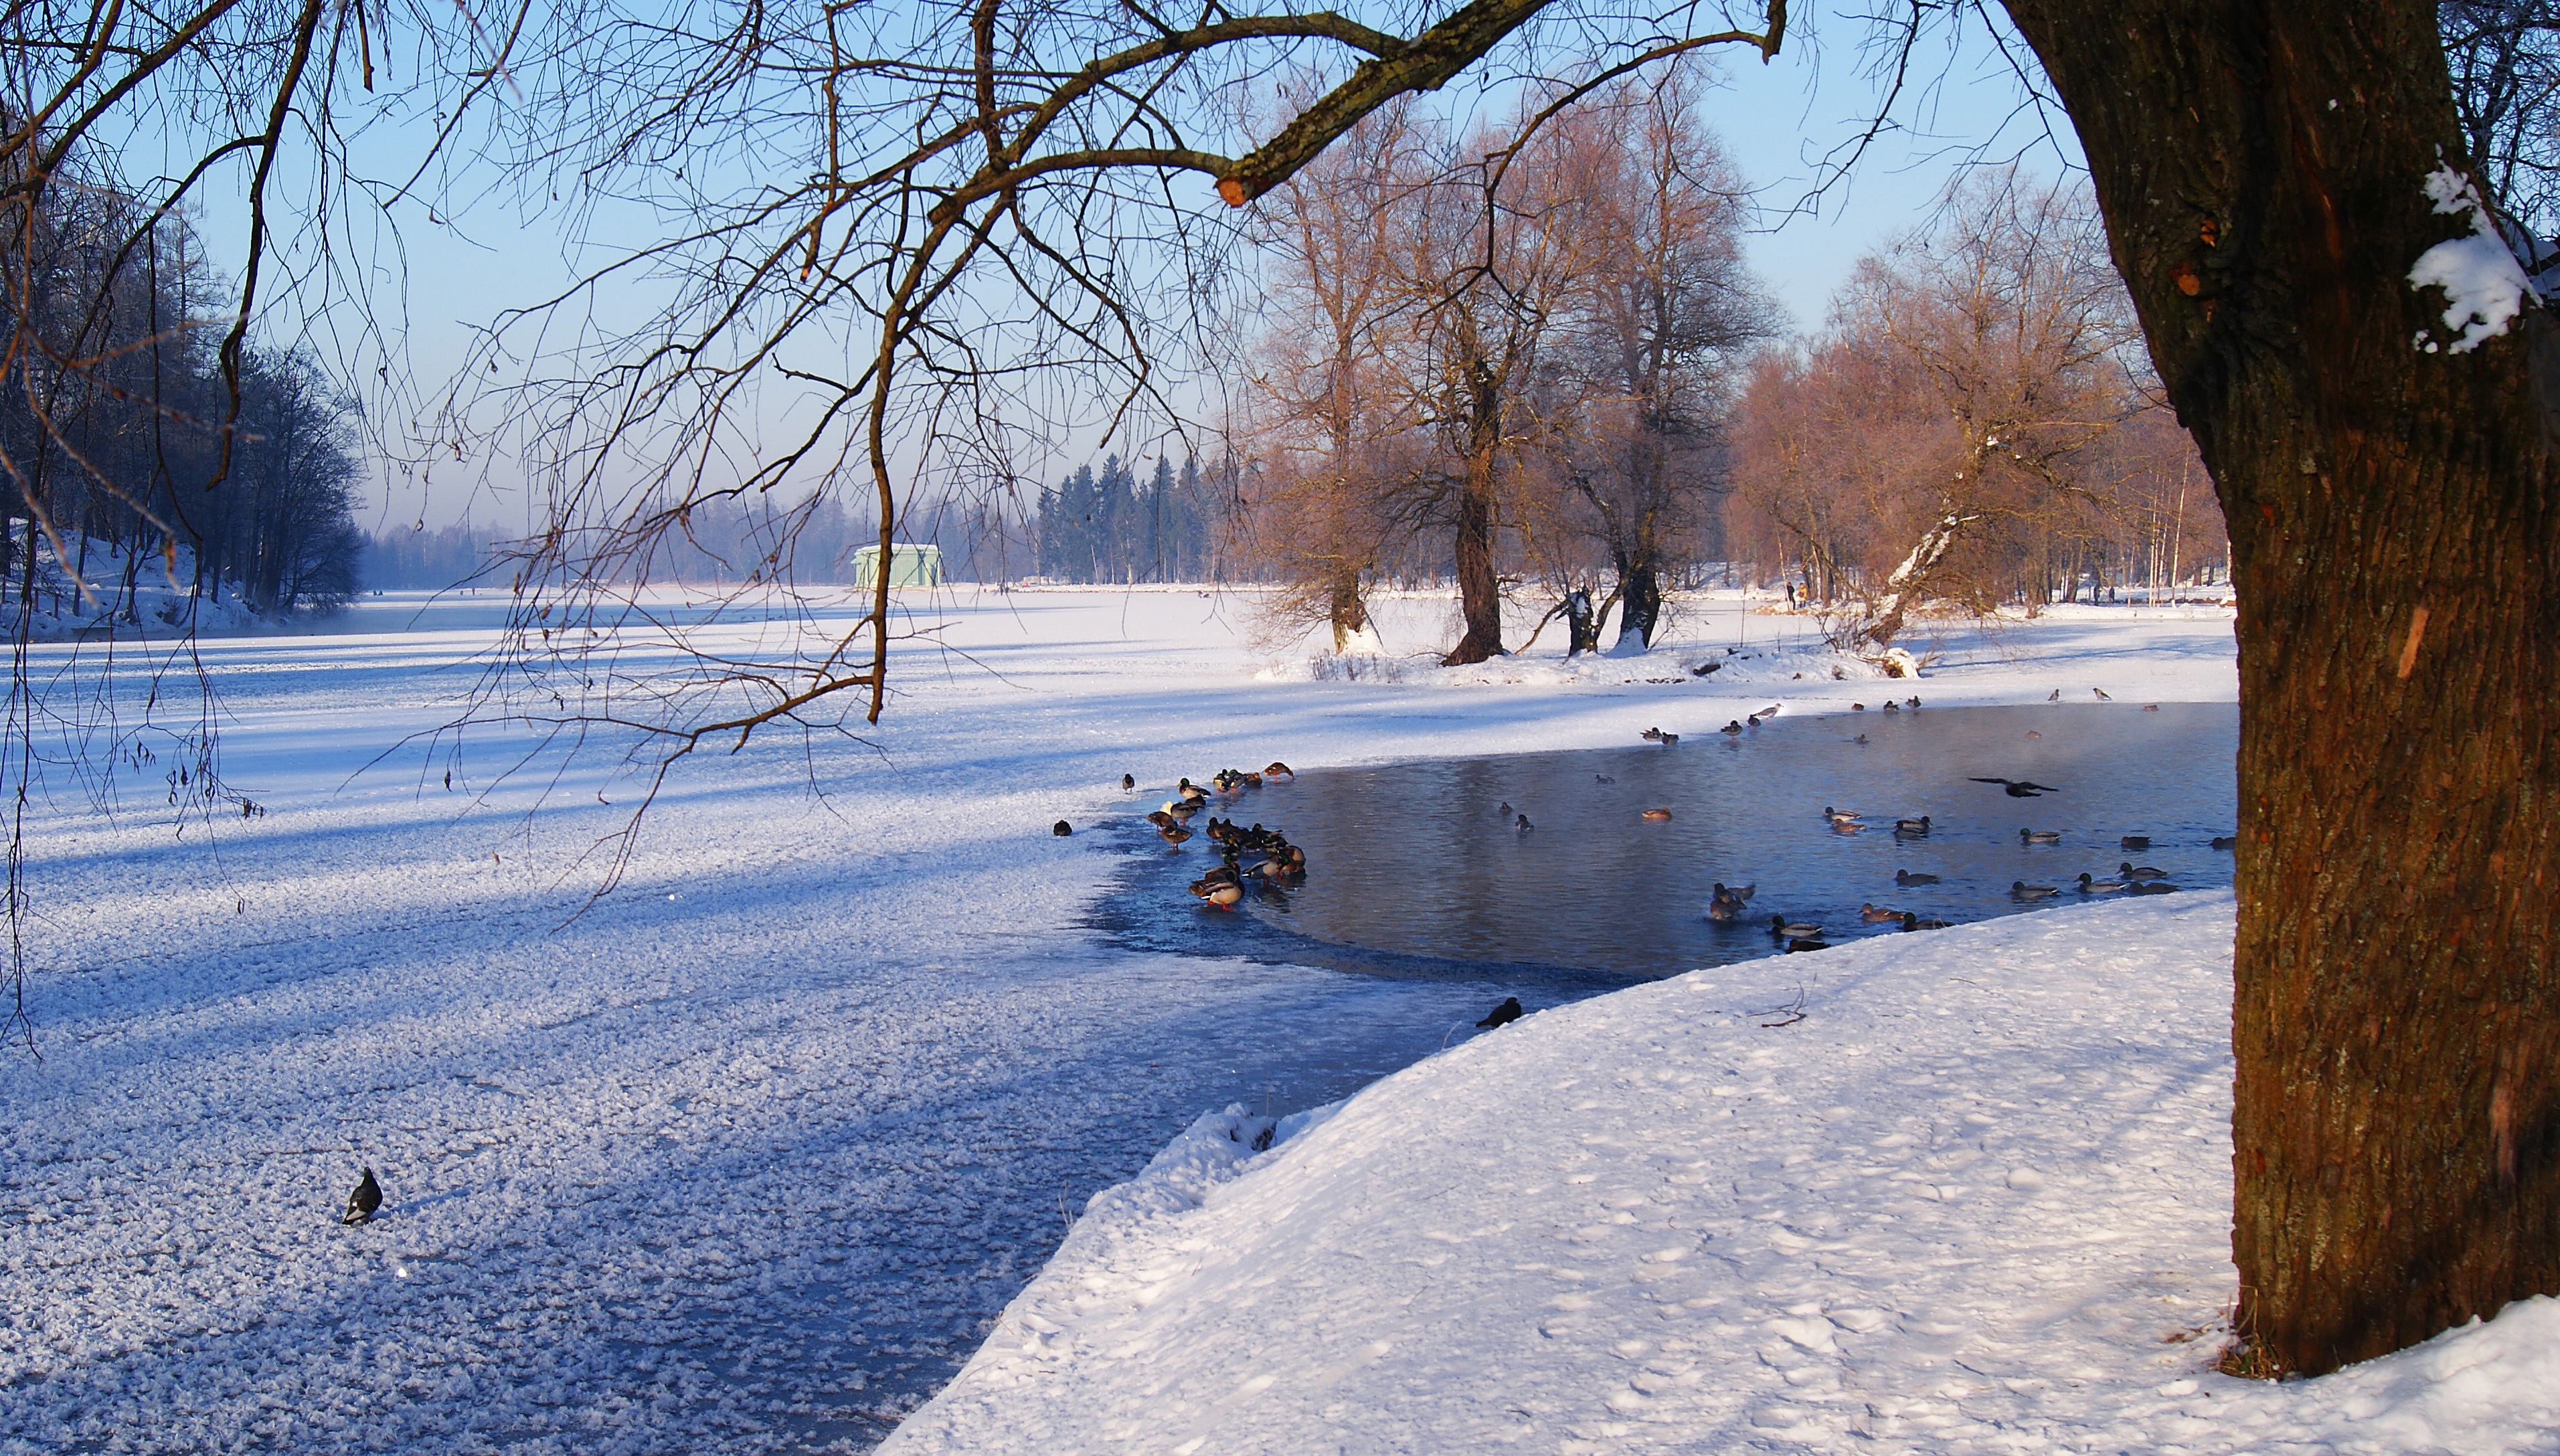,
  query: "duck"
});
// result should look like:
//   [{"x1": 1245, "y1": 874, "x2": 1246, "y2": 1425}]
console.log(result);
[
  {"x1": 1860, "y1": 903, "x2": 1901, "y2": 923},
  {"x1": 1905, "y1": 697, "x2": 1921, "y2": 709},
  {"x1": 2077, "y1": 873, "x2": 2126, "y2": 893},
  {"x1": 1640, "y1": 807, "x2": 1673, "y2": 821},
  {"x1": 2211, "y1": 835, "x2": 2239, "y2": 850},
  {"x1": 2092, "y1": 687, "x2": 2112, "y2": 700},
  {"x1": 2120, "y1": 862, "x2": 2166, "y2": 881},
  {"x1": 1052, "y1": 820, "x2": 1073, "y2": 836},
  {"x1": 343, "y1": 1168, "x2": 383, "y2": 1226},
  {"x1": 1853, "y1": 733, "x2": 1869, "y2": 744},
  {"x1": 1595, "y1": 774, "x2": 1616, "y2": 784},
  {"x1": 1883, "y1": 700, "x2": 1901, "y2": 713},
  {"x1": 1476, "y1": 996, "x2": 1524, "y2": 1030},
  {"x1": 1499, "y1": 801, "x2": 1513, "y2": 816},
  {"x1": 1516, "y1": 814, "x2": 1535, "y2": 832},
  {"x1": 1720, "y1": 720, "x2": 1744, "y2": 735},
  {"x1": 1851, "y1": 702, "x2": 1867, "y2": 711},
  {"x1": 1264, "y1": 761, "x2": 1294, "y2": 778},
  {"x1": 2126, "y1": 880, "x2": 2179, "y2": 895},
  {"x1": 1823, "y1": 806, "x2": 1864, "y2": 824},
  {"x1": 2047, "y1": 688, "x2": 2063, "y2": 701},
  {"x1": 1195, "y1": 881, "x2": 1244, "y2": 909},
  {"x1": 1177, "y1": 780, "x2": 1207, "y2": 803},
  {"x1": 2010, "y1": 880, "x2": 2061, "y2": 901},
  {"x1": 1704, "y1": 882, "x2": 1758, "y2": 921},
  {"x1": 1121, "y1": 774, "x2": 1136, "y2": 791},
  {"x1": 1900, "y1": 912, "x2": 1952, "y2": 931},
  {"x1": 1658, "y1": 732, "x2": 1680, "y2": 746},
  {"x1": 2142, "y1": 703, "x2": 2160, "y2": 711},
  {"x1": 2024, "y1": 729, "x2": 2043, "y2": 739},
  {"x1": 1974, "y1": 778, "x2": 2061, "y2": 797},
  {"x1": 2020, "y1": 828, "x2": 2063, "y2": 844},
  {"x1": 1784, "y1": 937, "x2": 1830, "y2": 953},
  {"x1": 2120, "y1": 834, "x2": 2151, "y2": 850},
  {"x1": 1640, "y1": 727, "x2": 1663, "y2": 742},
  {"x1": 1146, "y1": 809, "x2": 1178, "y2": 829},
  {"x1": 1894, "y1": 815, "x2": 1931, "y2": 836},
  {"x1": 1158, "y1": 823, "x2": 1193, "y2": 846},
  {"x1": 1770, "y1": 915, "x2": 1823, "y2": 939},
  {"x1": 1164, "y1": 798, "x2": 1203, "y2": 819},
  {"x1": 1894, "y1": 868, "x2": 1941, "y2": 886}
]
